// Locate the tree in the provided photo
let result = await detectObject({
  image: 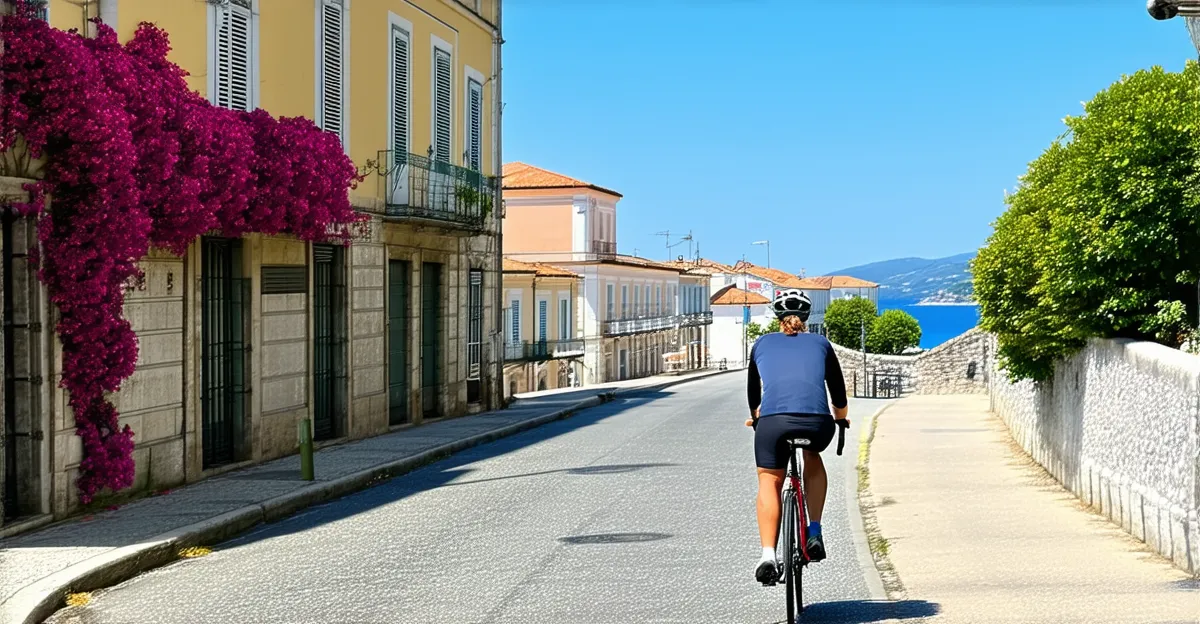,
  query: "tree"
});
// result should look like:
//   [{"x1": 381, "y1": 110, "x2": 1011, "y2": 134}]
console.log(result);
[
  {"x1": 825, "y1": 297, "x2": 877, "y2": 348},
  {"x1": 867, "y1": 310, "x2": 922, "y2": 355},
  {"x1": 975, "y1": 62, "x2": 1200, "y2": 381},
  {"x1": 746, "y1": 318, "x2": 780, "y2": 342}
]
